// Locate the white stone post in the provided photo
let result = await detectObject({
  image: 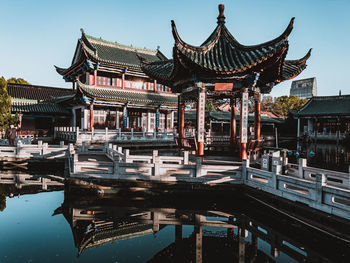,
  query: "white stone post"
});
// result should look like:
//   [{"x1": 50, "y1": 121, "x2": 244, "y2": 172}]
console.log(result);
[
  {"x1": 41, "y1": 178, "x2": 48, "y2": 190},
  {"x1": 42, "y1": 143, "x2": 48, "y2": 156},
  {"x1": 241, "y1": 159, "x2": 249, "y2": 183},
  {"x1": 315, "y1": 173, "x2": 326, "y2": 204},
  {"x1": 131, "y1": 128, "x2": 134, "y2": 139},
  {"x1": 105, "y1": 127, "x2": 109, "y2": 141},
  {"x1": 113, "y1": 157, "x2": 120, "y2": 177},
  {"x1": 123, "y1": 149, "x2": 130, "y2": 162},
  {"x1": 195, "y1": 157, "x2": 202, "y2": 177},
  {"x1": 271, "y1": 164, "x2": 281, "y2": 189},
  {"x1": 118, "y1": 146, "x2": 123, "y2": 154},
  {"x1": 152, "y1": 150, "x2": 159, "y2": 179},
  {"x1": 183, "y1": 151, "x2": 189, "y2": 165},
  {"x1": 298, "y1": 158, "x2": 307, "y2": 178},
  {"x1": 118, "y1": 128, "x2": 121, "y2": 140}
]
